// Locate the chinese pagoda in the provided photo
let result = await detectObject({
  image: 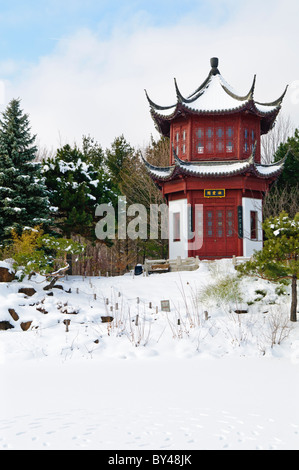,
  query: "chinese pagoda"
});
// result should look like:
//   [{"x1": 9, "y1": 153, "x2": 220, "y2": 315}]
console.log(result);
[{"x1": 143, "y1": 57, "x2": 288, "y2": 260}]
